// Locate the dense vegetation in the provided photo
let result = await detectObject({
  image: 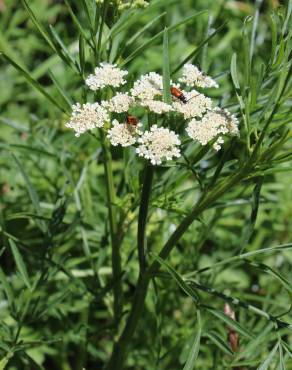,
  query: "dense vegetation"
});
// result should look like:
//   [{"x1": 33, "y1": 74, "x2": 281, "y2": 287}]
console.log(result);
[{"x1": 0, "y1": 0, "x2": 291, "y2": 369}]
